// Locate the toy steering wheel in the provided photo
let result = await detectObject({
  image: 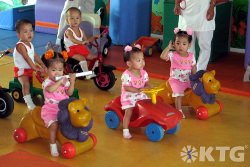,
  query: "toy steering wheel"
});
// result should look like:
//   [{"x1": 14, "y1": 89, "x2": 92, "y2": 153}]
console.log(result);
[{"x1": 141, "y1": 86, "x2": 165, "y2": 104}]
